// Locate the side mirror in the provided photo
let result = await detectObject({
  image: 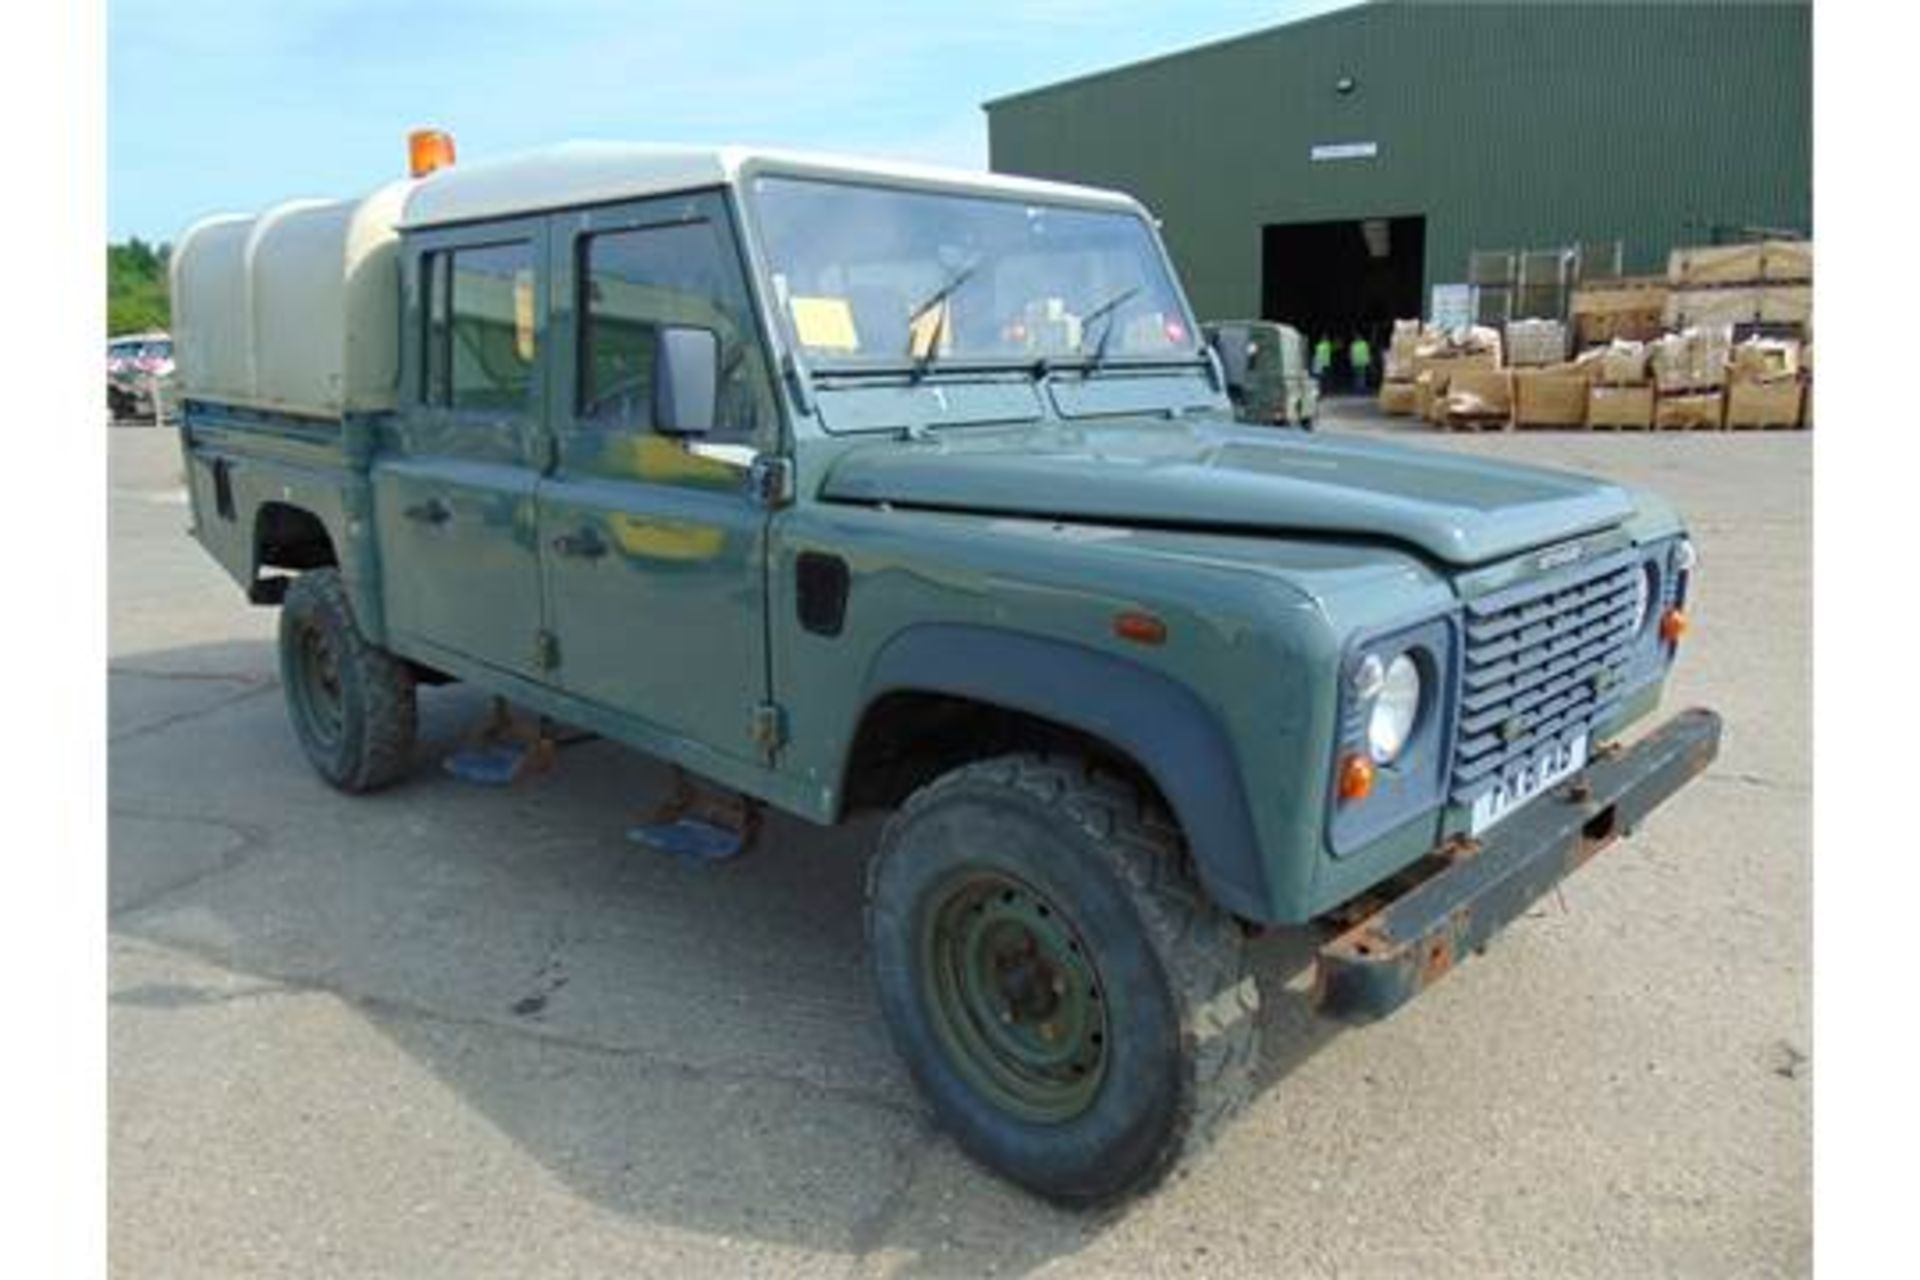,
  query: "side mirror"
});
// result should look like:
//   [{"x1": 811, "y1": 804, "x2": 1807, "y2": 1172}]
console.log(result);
[
  {"x1": 654, "y1": 326, "x2": 719, "y2": 436},
  {"x1": 1208, "y1": 325, "x2": 1250, "y2": 396}
]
